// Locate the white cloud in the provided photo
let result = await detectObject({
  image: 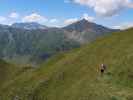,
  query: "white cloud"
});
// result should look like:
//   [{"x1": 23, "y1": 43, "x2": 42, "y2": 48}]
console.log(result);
[
  {"x1": 82, "y1": 13, "x2": 95, "y2": 21},
  {"x1": 49, "y1": 19, "x2": 58, "y2": 23},
  {"x1": 9, "y1": 12, "x2": 19, "y2": 19},
  {"x1": 0, "y1": 16, "x2": 6, "y2": 23},
  {"x1": 0, "y1": 16, "x2": 13, "y2": 25},
  {"x1": 22, "y1": 13, "x2": 47, "y2": 23},
  {"x1": 73, "y1": 0, "x2": 133, "y2": 17},
  {"x1": 127, "y1": 0, "x2": 133, "y2": 8},
  {"x1": 64, "y1": 18, "x2": 78, "y2": 25},
  {"x1": 113, "y1": 22, "x2": 133, "y2": 30}
]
